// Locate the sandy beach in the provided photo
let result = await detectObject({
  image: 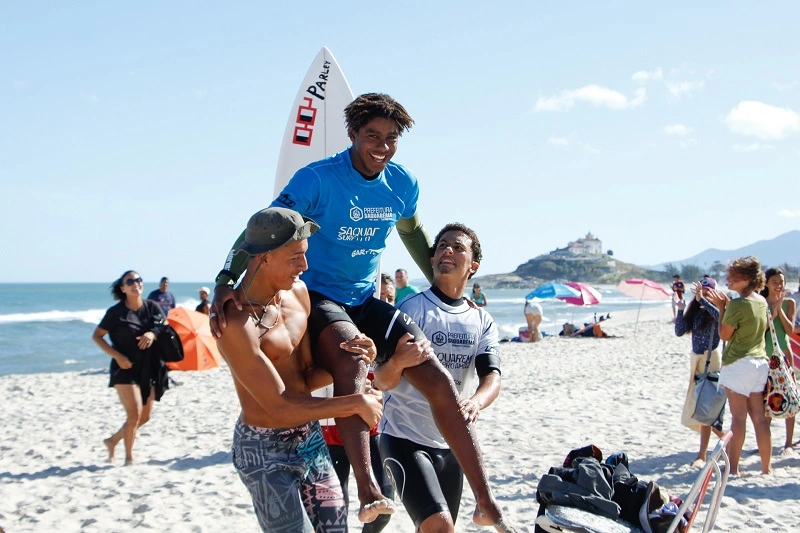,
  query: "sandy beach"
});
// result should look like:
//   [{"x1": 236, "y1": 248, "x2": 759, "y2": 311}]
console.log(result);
[{"x1": 2, "y1": 307, "x2": 799, "y2": 532}]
